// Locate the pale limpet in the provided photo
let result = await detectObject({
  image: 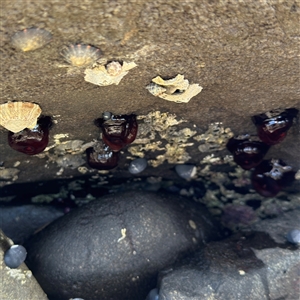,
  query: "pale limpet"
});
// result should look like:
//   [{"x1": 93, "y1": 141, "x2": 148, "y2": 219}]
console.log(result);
[
  {"x1": 61, "y1": 44, "x2": 102, "y2": 67},
  {"x1": 11, "y1": 28, "x2": 52, "y2": 52},
  {"x1": 0, "y1": 101, "x2": 42, "y2": 133}
]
